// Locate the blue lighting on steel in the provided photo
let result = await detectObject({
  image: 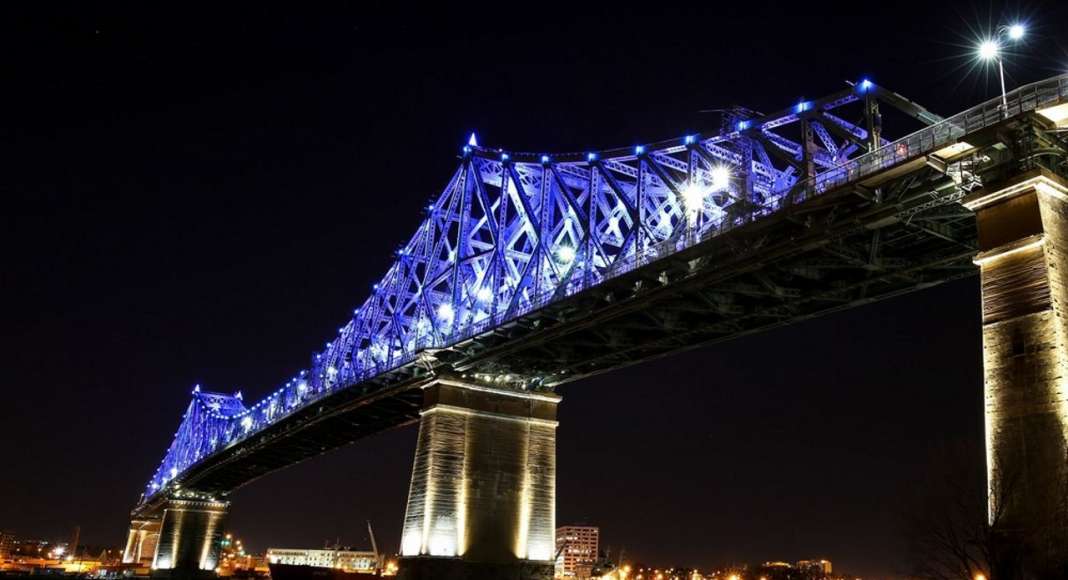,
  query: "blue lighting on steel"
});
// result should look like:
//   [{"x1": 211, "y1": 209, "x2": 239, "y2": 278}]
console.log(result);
[
  {"x1": 140, "y1": 81, "x2": 898, "y2": 500},
  {"x1": 858, "y1": 78, "x2": 874, "y2": 93}
]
